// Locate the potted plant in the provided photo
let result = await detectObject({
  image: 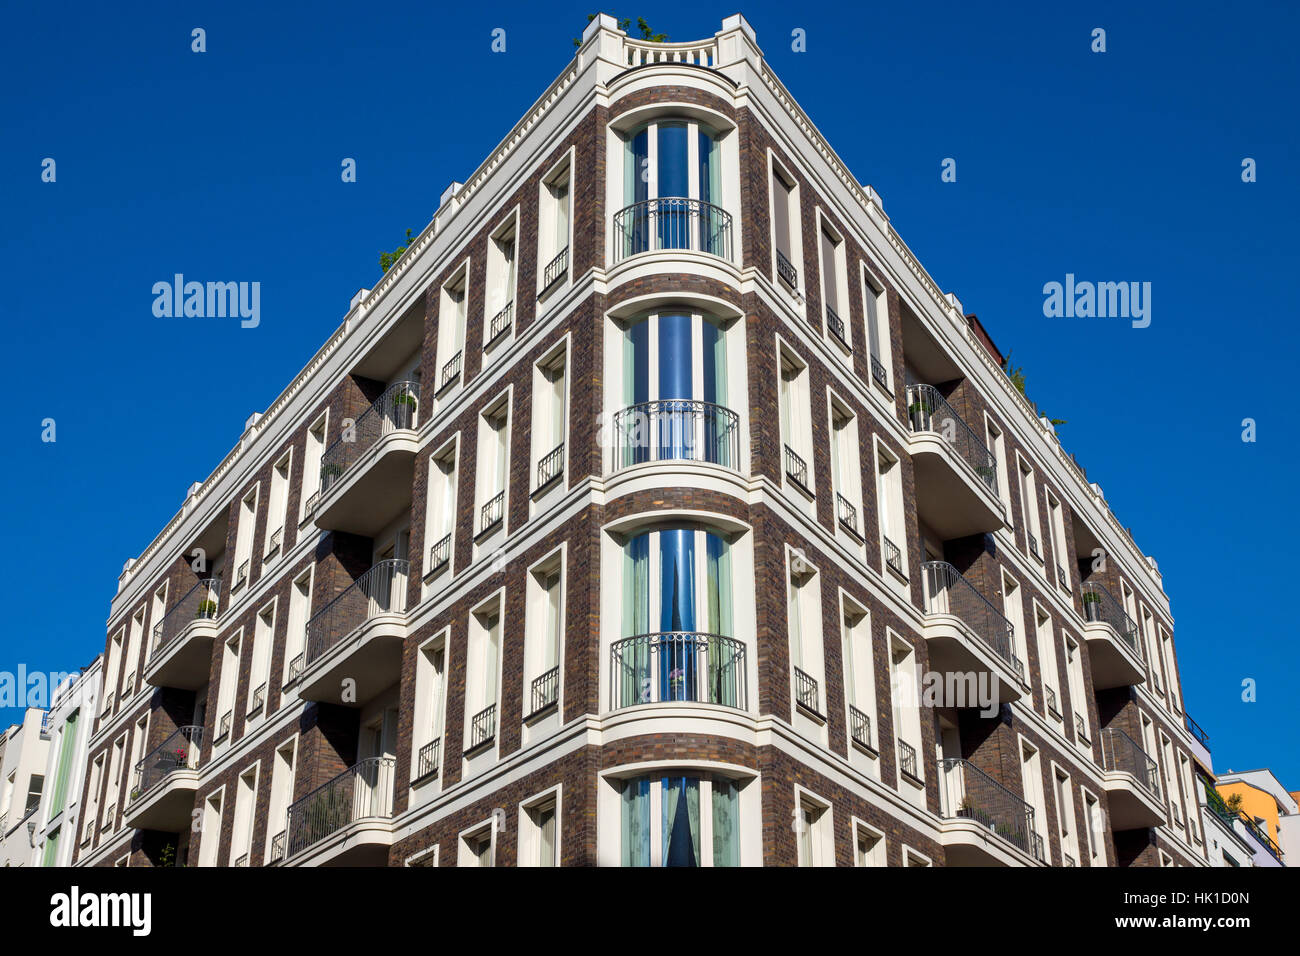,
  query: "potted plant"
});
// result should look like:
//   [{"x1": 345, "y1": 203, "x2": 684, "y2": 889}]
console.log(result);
[
  {"x1": 196, "y1": 599, "x2": 218, "y2": 618},
  {"x1": 1081, "y1": 591, "x2": 1102, "y2": 604}
]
